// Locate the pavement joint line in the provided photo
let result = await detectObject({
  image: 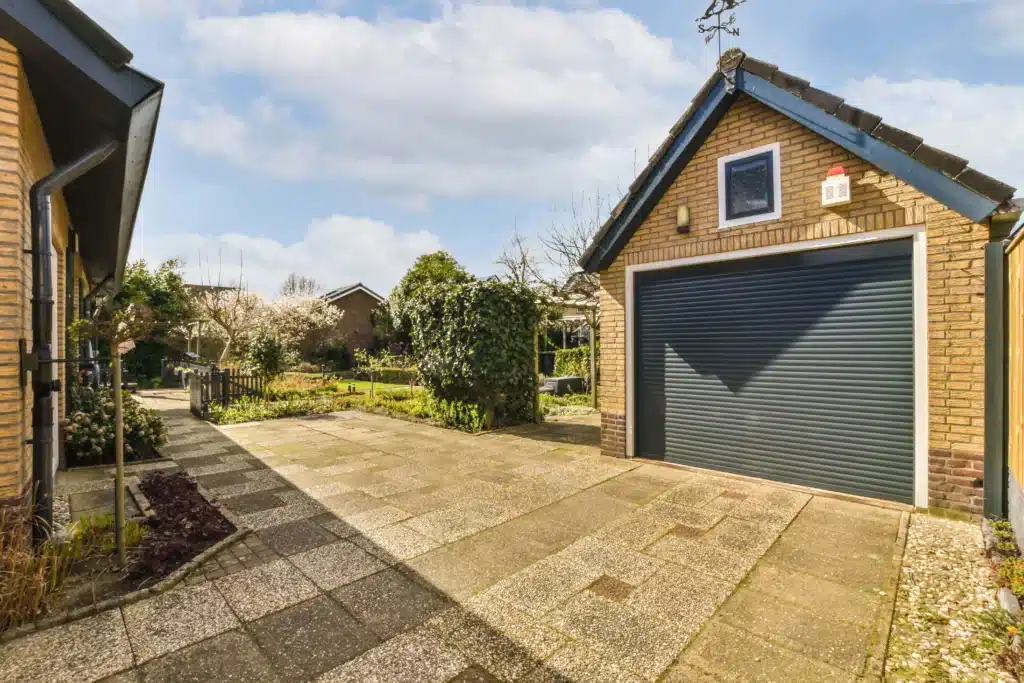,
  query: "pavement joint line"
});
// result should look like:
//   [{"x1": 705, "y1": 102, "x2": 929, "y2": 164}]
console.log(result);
[
  {"x1": 867, "y1": 509, "x2": 911, "y2": 682},
  {"x1": 662, "y1": 491, "x2": 814, "y2": 676}
]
